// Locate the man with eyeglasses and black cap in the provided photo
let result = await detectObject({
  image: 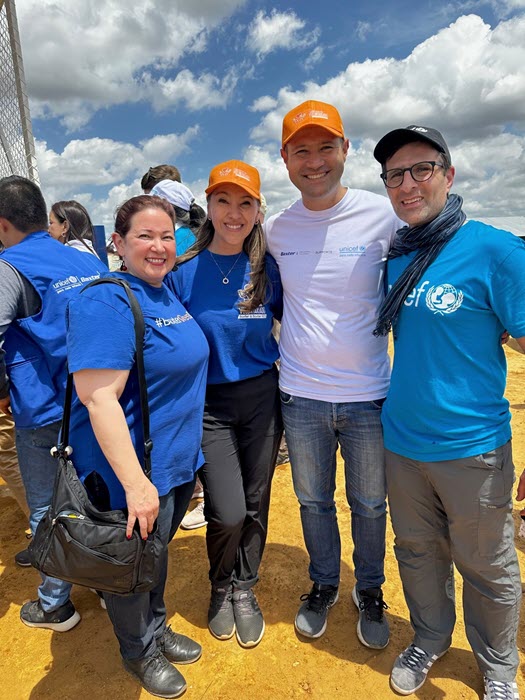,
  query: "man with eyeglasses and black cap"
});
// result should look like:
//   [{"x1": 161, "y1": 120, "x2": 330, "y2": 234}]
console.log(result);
[{"x1": 373, "y1": 125, "x2": 525, "y2": 700}]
